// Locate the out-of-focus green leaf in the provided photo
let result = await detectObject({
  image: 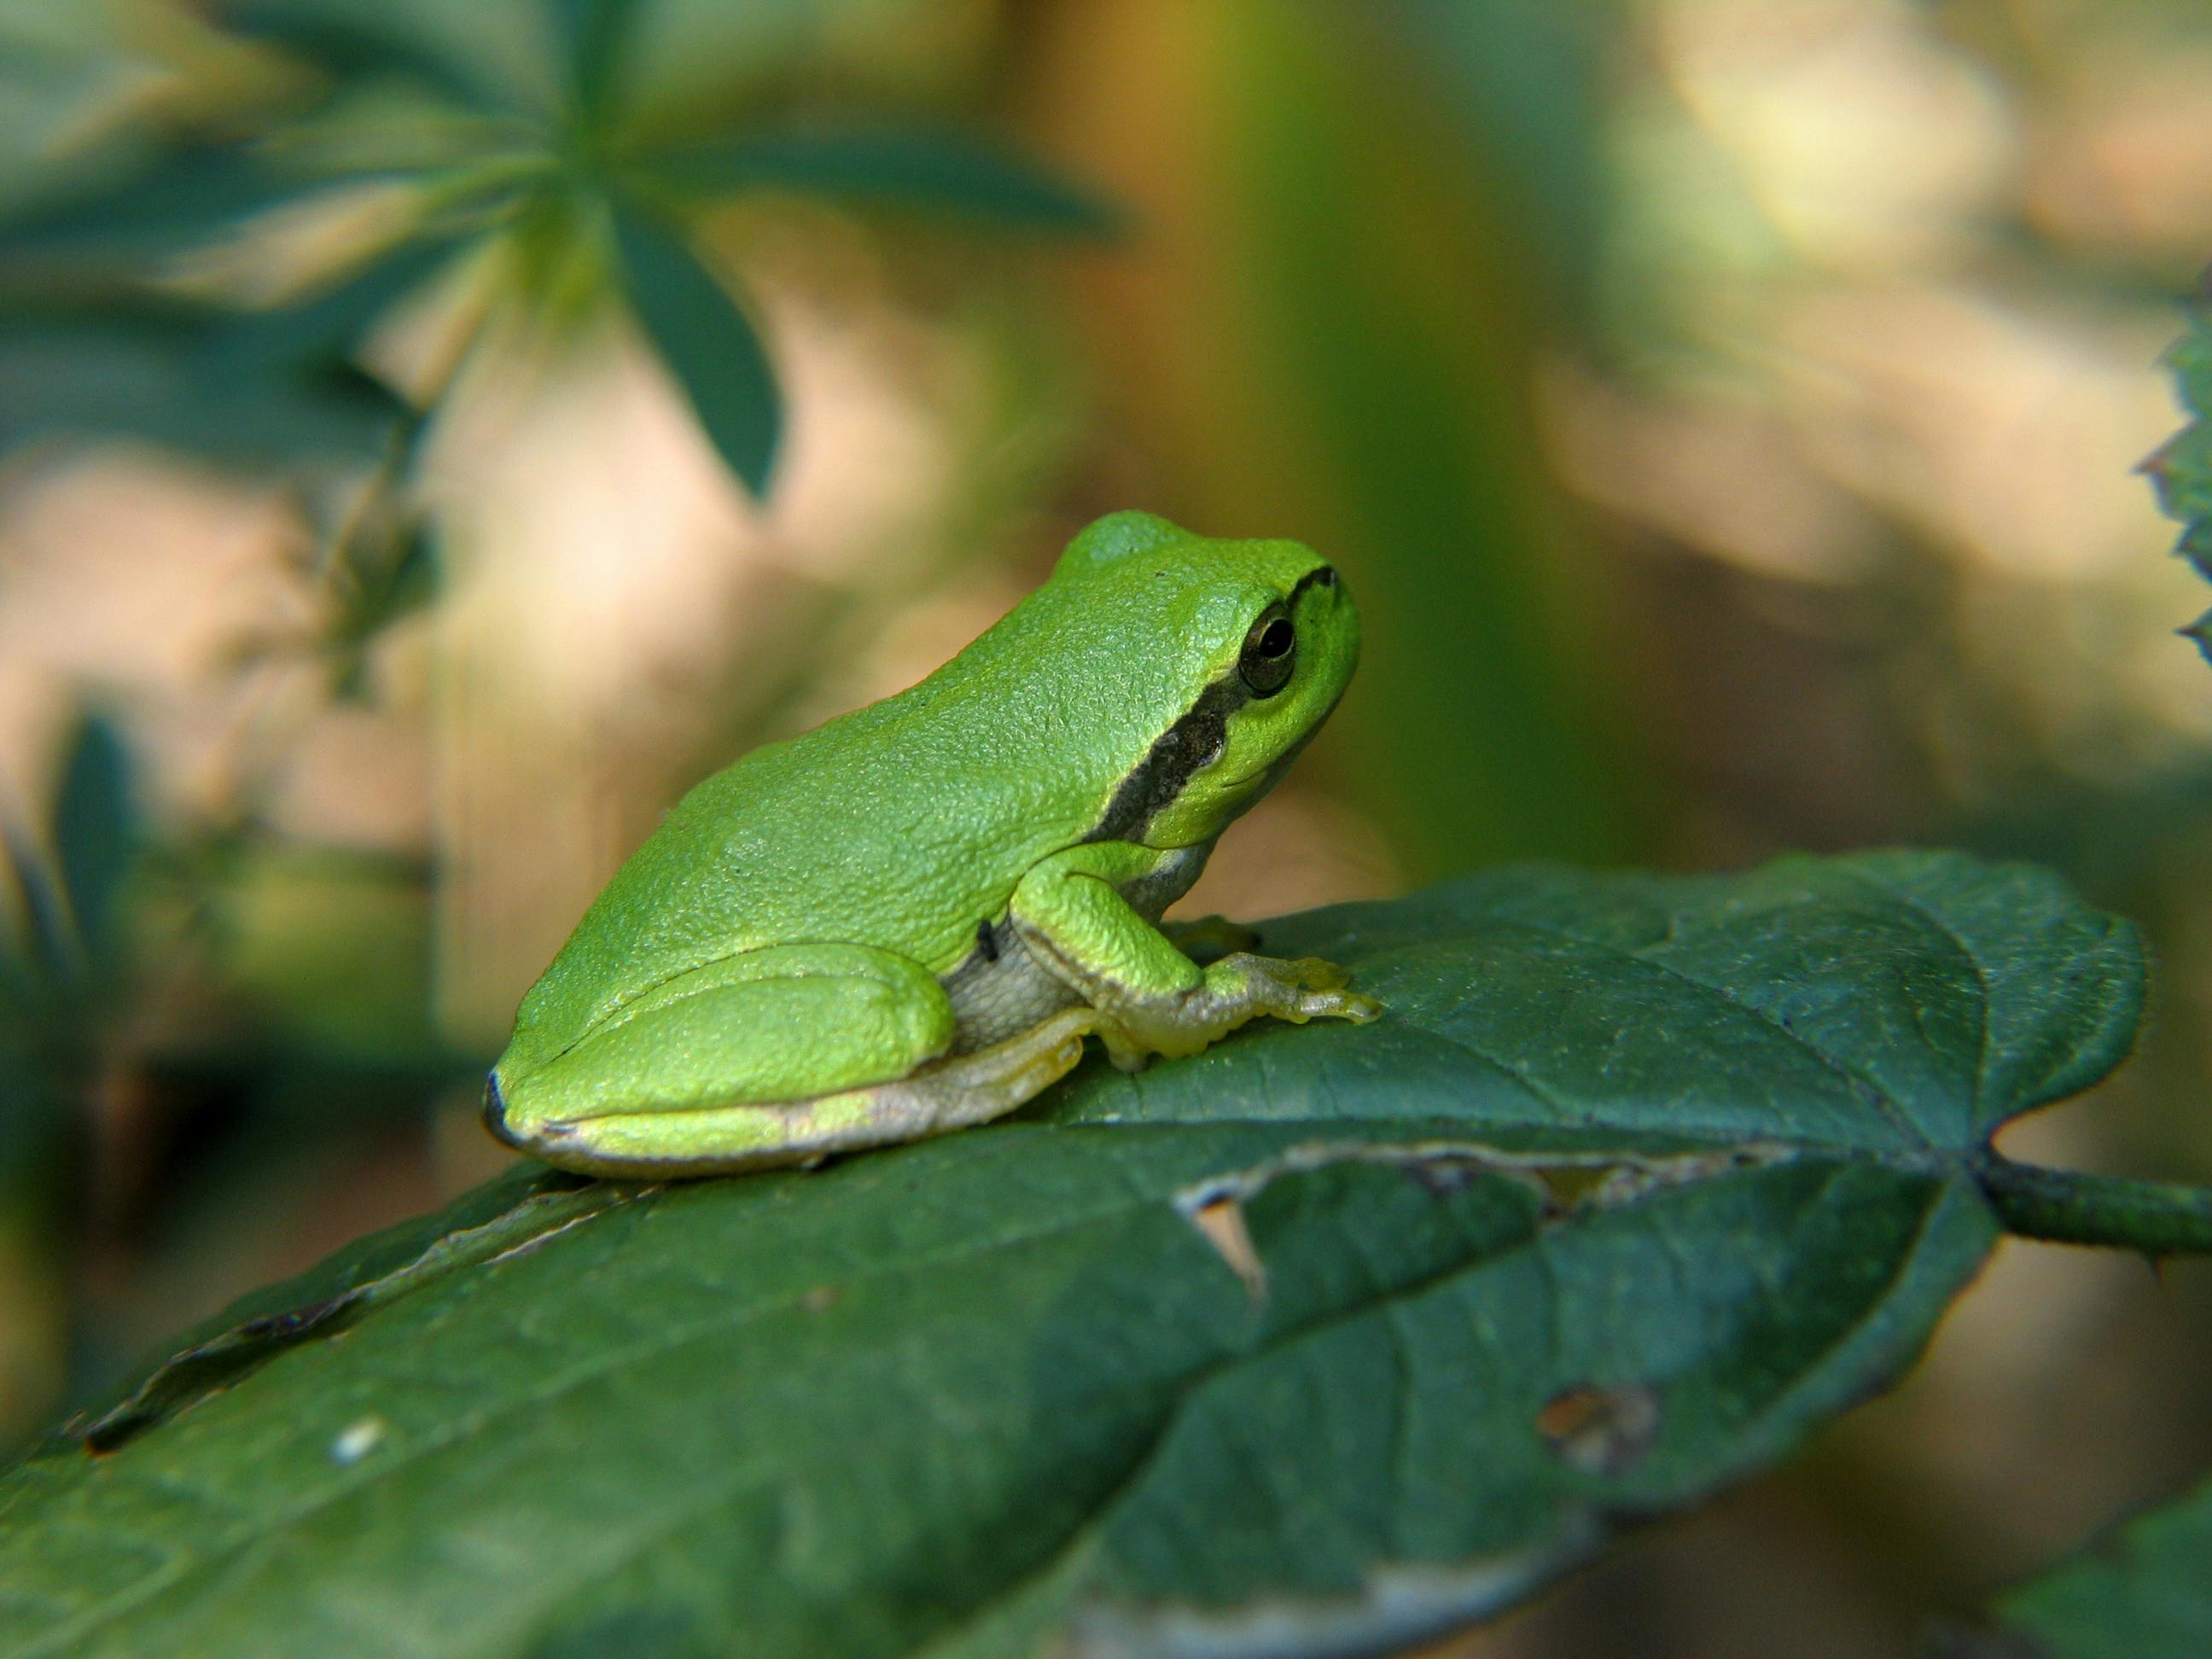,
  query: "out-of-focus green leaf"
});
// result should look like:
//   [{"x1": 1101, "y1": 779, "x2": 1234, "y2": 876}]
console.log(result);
[
  {"x1": 226, "y1": 0, "x2": 527, "y2": 114},
  {"x1": 216, "y1": 226, "x2": 473, "y2": 381},
  {"x1": 49, "y1": 713, "x2": 137, "y2": 974},
  {"x1": 0, "y1": 14, "x2": 159, "y2": 215},
  {"x1": 0, "y1": 212, "x2": 463, "y2": 464},
  {"x1": 0, "y1": 852, "x2": 2147, "y2": 1656},
  {"x1": 2151, "y1": 284, "x2": 2212, "y2": 658},
  {"x1": 1383, "y1": 0, "x2": 1605, "y2": 317},
  {"x1": 265, "y1": 84, "x2": 544, "y2": 178},
  {"x1": 0, "y1": 302, "x2": 405, "y2": 463},
  {"x1": 1117, "y1": 0, "x2": 1643, "y2": 876},
  {"x1": 0, "y1": 812, "x2": 71, "y2": 993},
  {"x1": 608, "y1": 194, "x2": 778, "y2": 494},
  {"x1": 324, "y1": 518, "x2": 440, "y2": 690},
  {"x1": 646, "y1": 128, "x2": 1121, "y2": 236},
  {"x1": 550, "y1": 0, "x2": 643, "y2": 127},
  {"x1": 1989, "y1": 1474, "x2": 2212, "y2": 1657},
  {"x1": 0, "y1": 144, "x2": 309, "y2": 295}
]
